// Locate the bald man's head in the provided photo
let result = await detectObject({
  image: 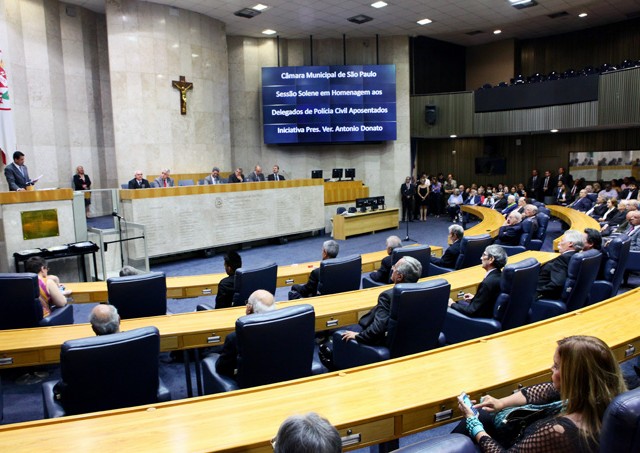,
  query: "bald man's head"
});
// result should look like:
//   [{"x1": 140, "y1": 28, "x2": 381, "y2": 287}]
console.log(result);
[
  {"x1": 245, "y1": 289, "x2": 276, "y2": 315},
  {"x1": 90, "y1": 304, "x2": 121, "y2": 335}
]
